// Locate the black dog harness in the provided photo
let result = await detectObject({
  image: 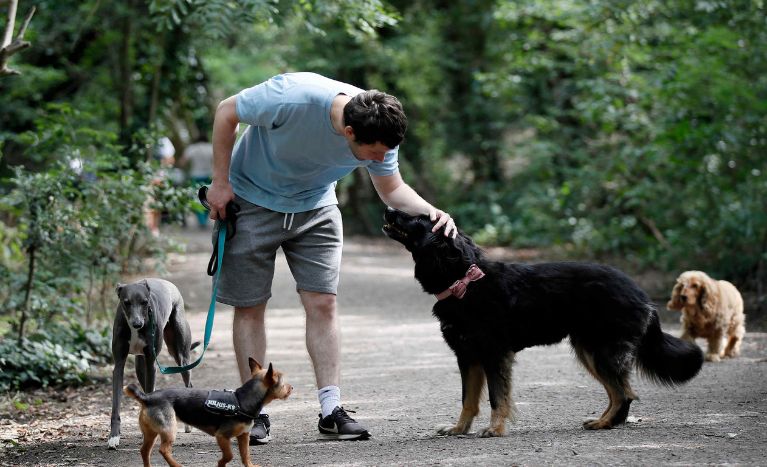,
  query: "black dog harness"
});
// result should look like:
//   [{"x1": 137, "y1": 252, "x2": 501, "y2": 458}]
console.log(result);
[{"x1": 204, "y1": 390, "x2": 260, "y2": 419}]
